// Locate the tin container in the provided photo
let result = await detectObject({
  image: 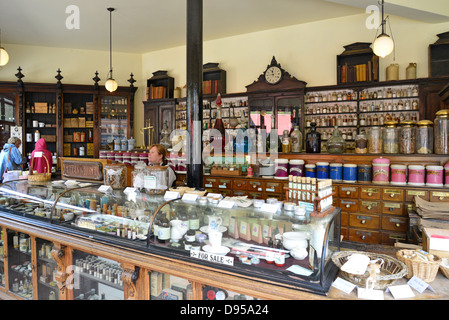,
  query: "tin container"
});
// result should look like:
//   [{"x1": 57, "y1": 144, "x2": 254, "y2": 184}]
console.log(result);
[{"x1": 357, "y1": 164, "x2": 372, "y2": 183}]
